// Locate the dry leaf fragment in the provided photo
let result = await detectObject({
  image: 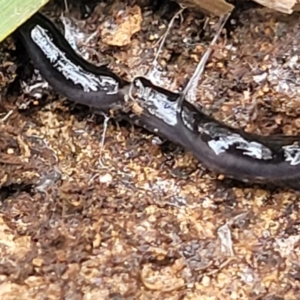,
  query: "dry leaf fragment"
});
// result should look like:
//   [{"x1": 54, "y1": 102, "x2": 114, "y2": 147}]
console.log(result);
[
  {"x1": 101, "y1": 5, "x2": 142, "y2": 46},
  {"x1": 252, "y1": 0, "x2": 300, "y2": 14},
  {"x1": 175, "y1": 0, "x2": 233, "y2": 16}
]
